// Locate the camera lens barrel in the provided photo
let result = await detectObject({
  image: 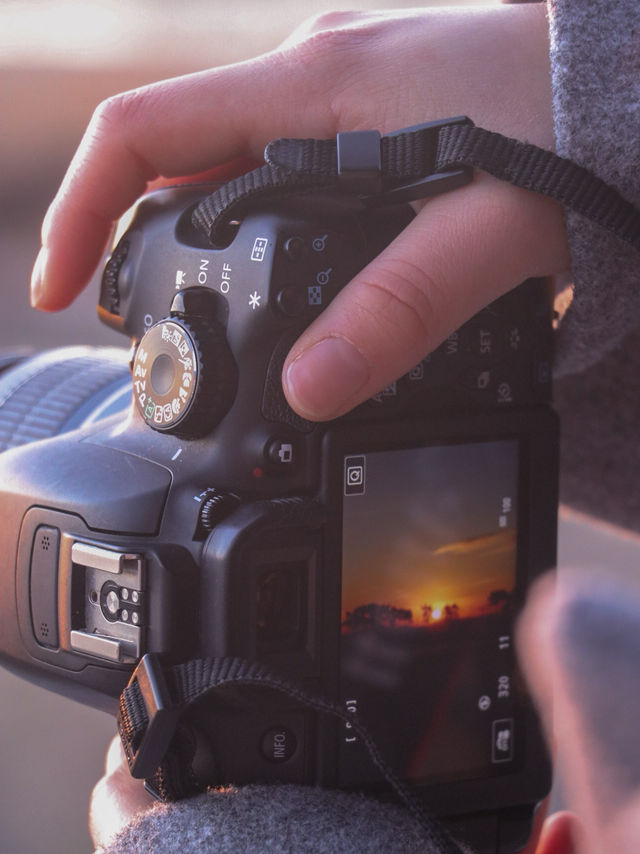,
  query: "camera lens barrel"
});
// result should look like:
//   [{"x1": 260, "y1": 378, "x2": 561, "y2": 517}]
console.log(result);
[{"x1": 0, "y1": 347, "x2": 131, "y2": 452}]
